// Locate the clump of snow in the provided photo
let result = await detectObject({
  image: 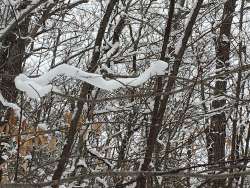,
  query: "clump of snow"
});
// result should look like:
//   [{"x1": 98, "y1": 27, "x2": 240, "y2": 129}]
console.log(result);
[
  {"x1": 100, "y1": 42, "x2": 119, "y2": 62},
  {"x1": 24, "y1": 154, "x2": 32, "y2": 160},
  {"x1": 38, "y1": 123, "x2": 49, "y2": 130},
  {"x1": 15, "y1": 60, "x2": 168, "y2": 99},
  {"x1": 2, "y1": 155, "x2": 8, "y2": 160},
  {"x1": 77, "y1": 158, "x2": 88, "y2": 168},
  {"x1": 15, "y1": 74, "x2": 53, "y2": 99},
  {"x1": 222, "y1": 34, "x2": 229, "y2": 42}
]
